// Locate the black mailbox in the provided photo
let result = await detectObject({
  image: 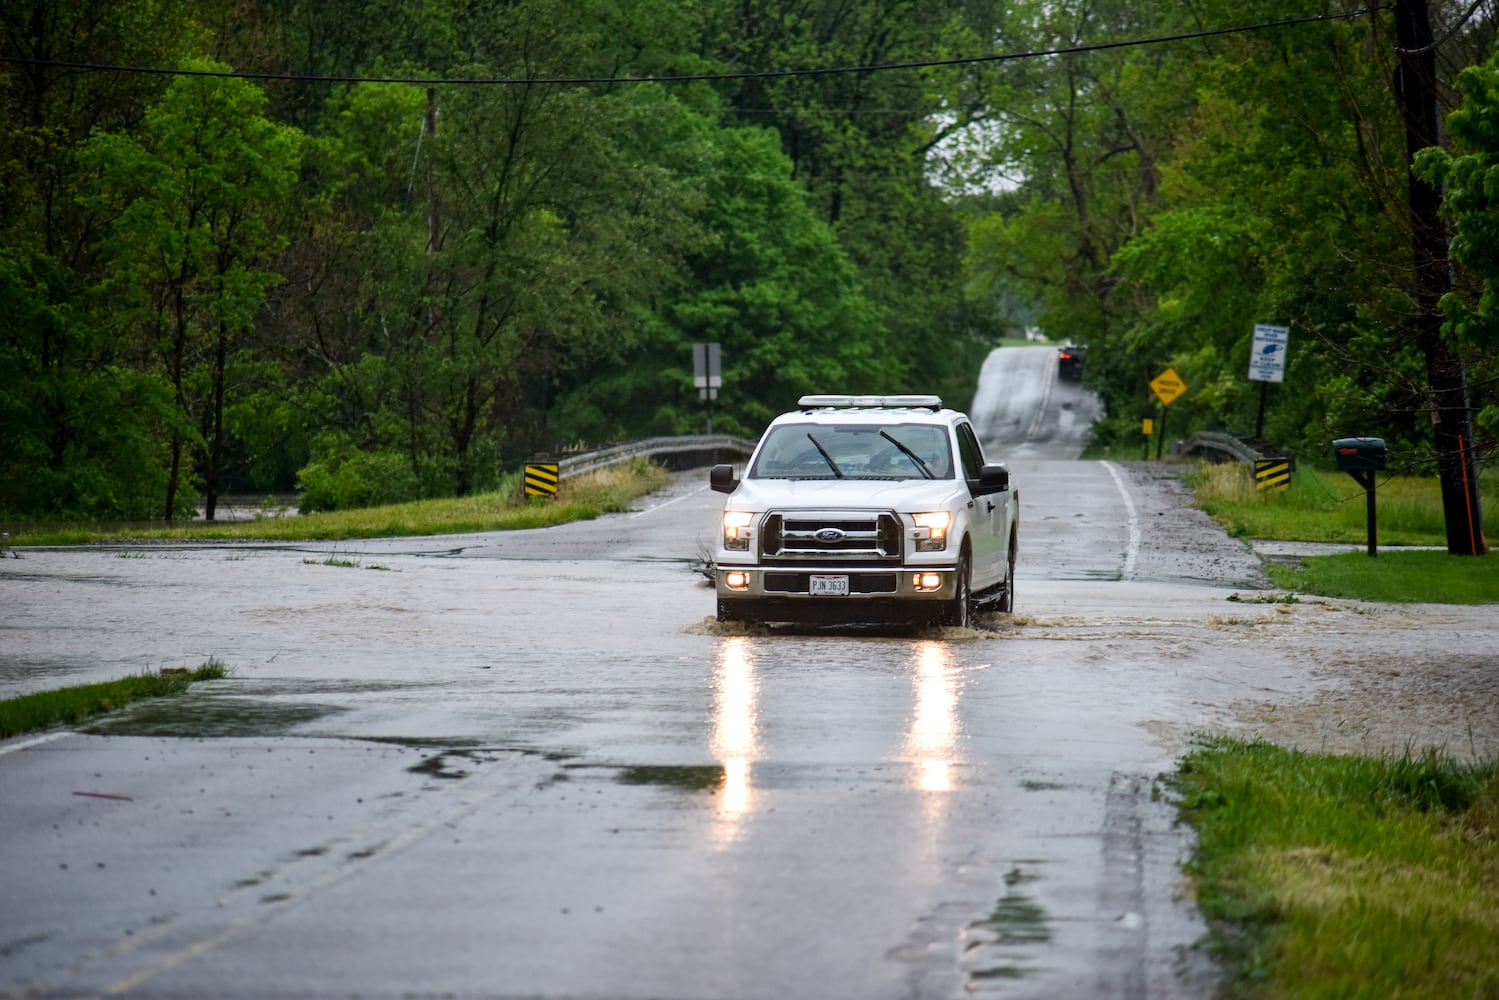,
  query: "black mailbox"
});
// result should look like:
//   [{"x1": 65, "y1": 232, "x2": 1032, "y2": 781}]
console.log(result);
[{"x1": 1332, "y1": 437, "x2": 1386, "y2": 472}]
